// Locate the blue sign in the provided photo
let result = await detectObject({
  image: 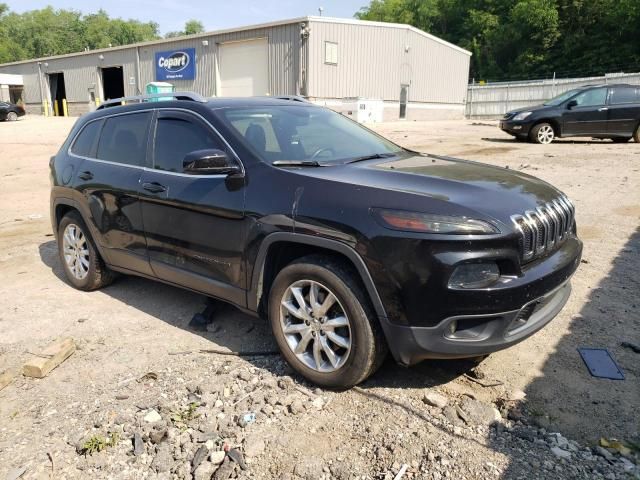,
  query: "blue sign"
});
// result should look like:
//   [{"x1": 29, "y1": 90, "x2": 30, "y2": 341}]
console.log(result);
[{"x1": 155, "y1": 48, "x2": 196, "y2": 81}]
